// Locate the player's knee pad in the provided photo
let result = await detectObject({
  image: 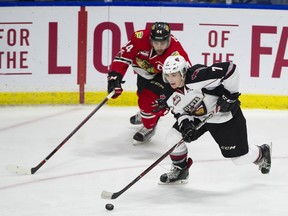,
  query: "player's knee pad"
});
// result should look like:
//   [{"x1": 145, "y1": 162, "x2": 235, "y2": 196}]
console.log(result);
[
  {"x1": 138, "y1": 89, "x2": 158, "y2": 113},
  {"x1": 138, "y1": 89, "x2": 160, "y2": 129}
]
